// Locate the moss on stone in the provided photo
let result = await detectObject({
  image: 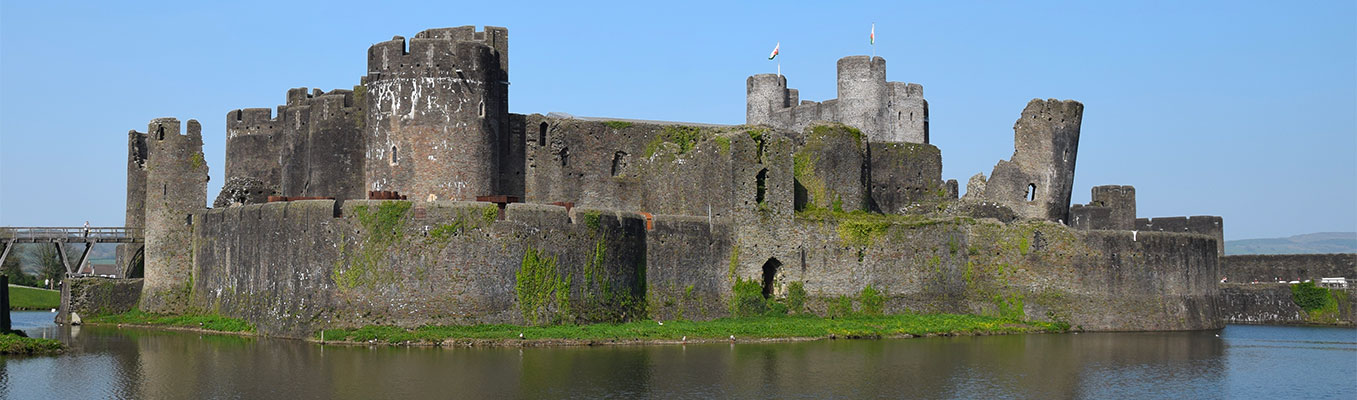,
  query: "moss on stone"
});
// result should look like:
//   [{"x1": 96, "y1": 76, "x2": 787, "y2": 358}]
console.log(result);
[
  {"x1": 728, "y1": 245, "x2": 740, "y2": 280},
  {"x1": 334, "y1": 201, "x2": 410, "y2": 290},
  {"x1": 603, "y1": 121, "x2": 634, "y2": 130},
  {"x1": 580, "y1": 210, "x2": 603, "y2": 231},
  {"x1": 515, "y1": 247, "x2": 570, "y2": 325},
  {"x1": 643, "y1": 125, "x2": 706, "y2": 158},
  {"x1": 481, "y1": 204, "x2": 500, "y2": 224},
  {"x1": 189, "y1": 152, "x2": 205, "y2": 170},
  {"x1": 714, "y1": 136, "x2": 731, "y2": 155}
]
